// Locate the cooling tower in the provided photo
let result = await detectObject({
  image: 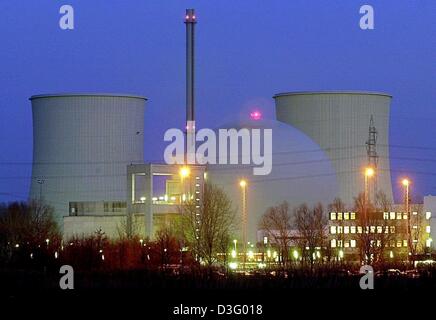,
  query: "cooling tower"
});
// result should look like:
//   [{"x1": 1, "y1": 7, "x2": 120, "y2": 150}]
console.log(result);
[
  {"x1": 274, "y1": 91, "x2": 393, "y2": 205},
  {"x1": 29, "y1": 93, "x2": 146, "y2": 225}
]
